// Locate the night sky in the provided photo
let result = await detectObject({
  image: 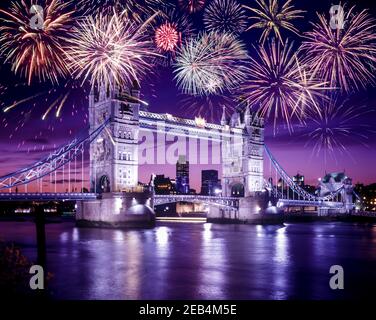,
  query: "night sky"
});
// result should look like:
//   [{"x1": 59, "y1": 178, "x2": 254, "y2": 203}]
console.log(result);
[{"x1": 0, "y1": 0, "x2": 376, "y2": 192}]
